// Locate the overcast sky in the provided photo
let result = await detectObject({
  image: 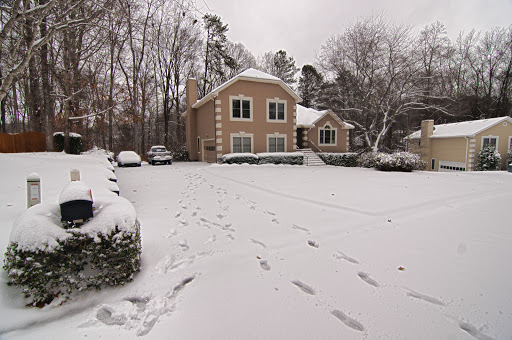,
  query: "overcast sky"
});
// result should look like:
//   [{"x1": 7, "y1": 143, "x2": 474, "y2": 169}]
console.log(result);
[{"x1": 197, "y1": 0, "x2": 512, "y2": 69}]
